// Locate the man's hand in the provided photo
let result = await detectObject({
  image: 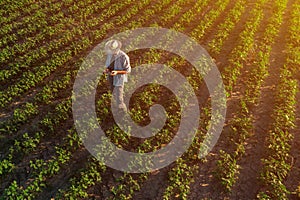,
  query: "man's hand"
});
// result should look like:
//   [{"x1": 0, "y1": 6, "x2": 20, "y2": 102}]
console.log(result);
[
  {"x1": 103, "y1": 68, "x2": 110, "y2": 74},
  {"x1": 110, "y1": 71, "x2": 118, "y2": 76}
]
